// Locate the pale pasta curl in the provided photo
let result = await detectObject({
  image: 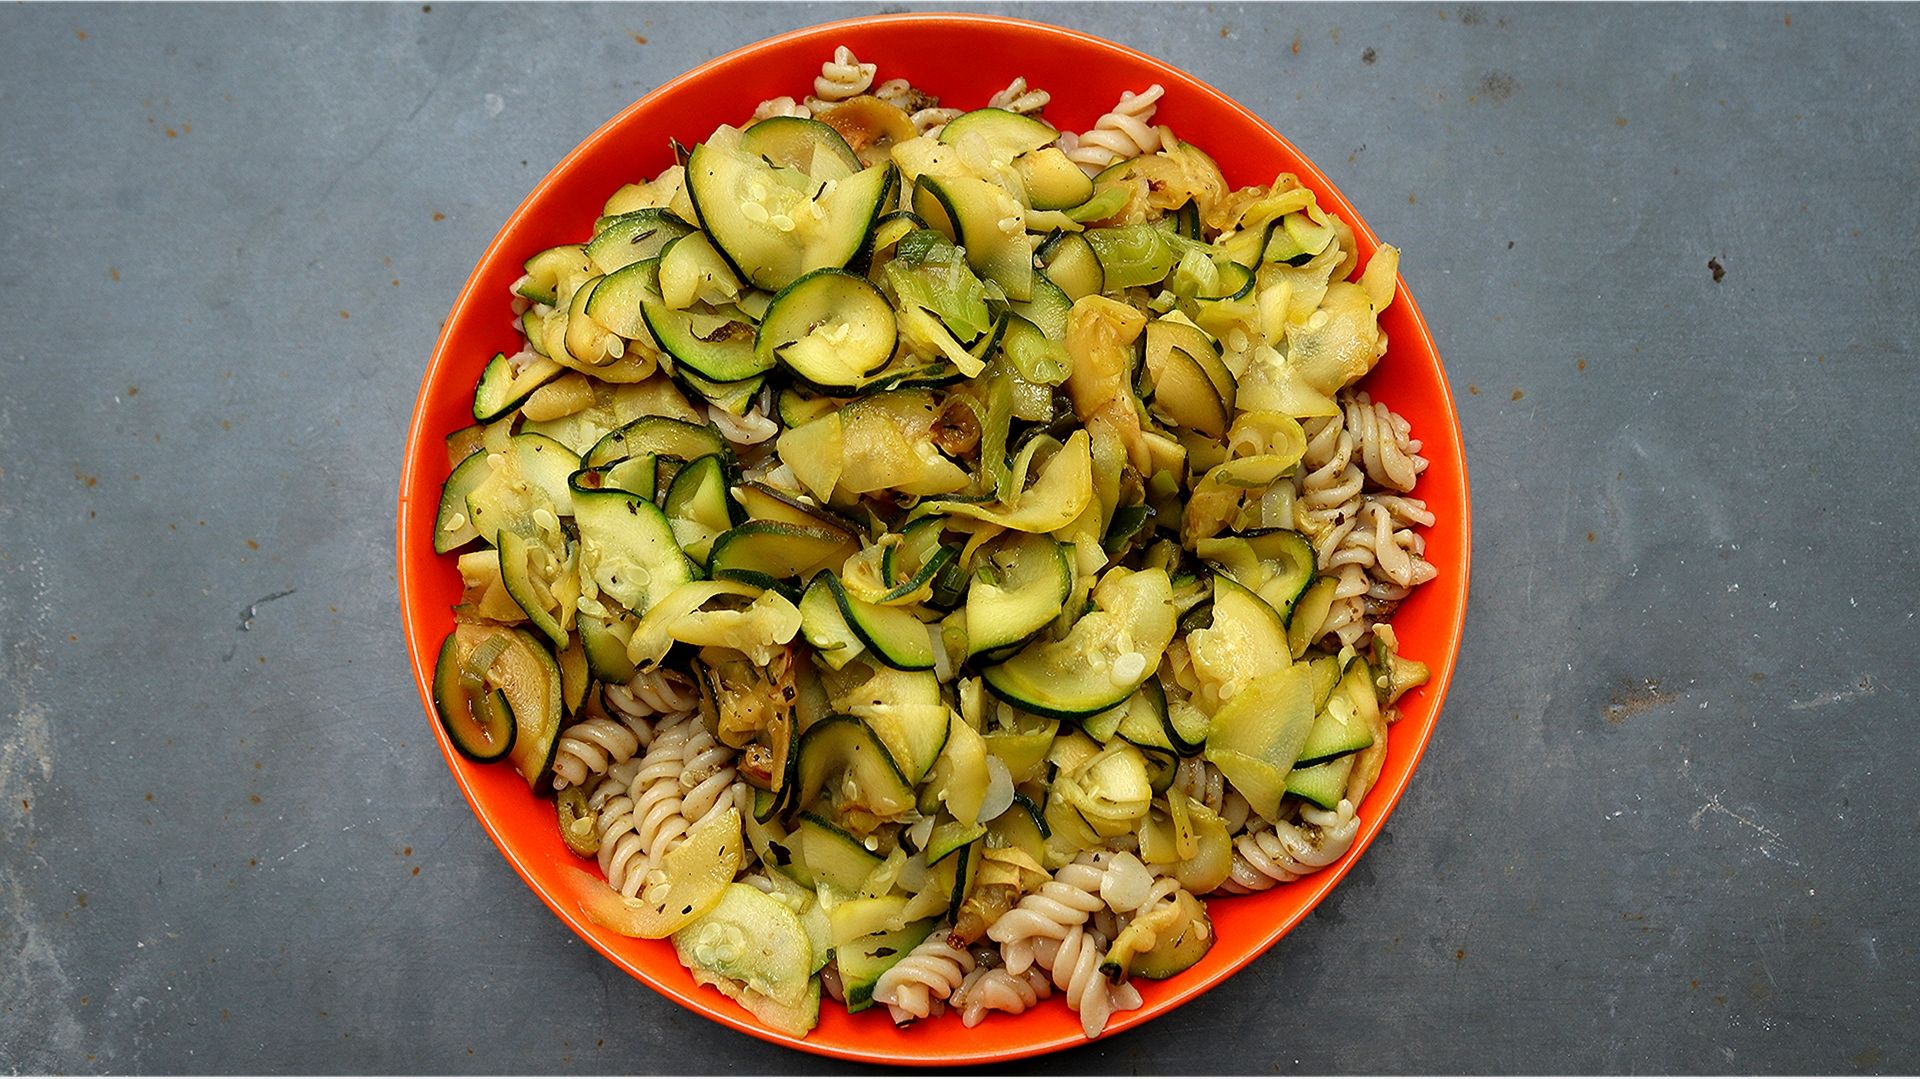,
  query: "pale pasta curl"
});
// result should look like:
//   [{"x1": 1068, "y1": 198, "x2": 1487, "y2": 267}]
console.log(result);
[
  {"x1": 1060, "y1": 83, "x2": 1166, "y2": 173},
  {"x1": 813, "y1": 45, "x2": 877, "y2": 102}
]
